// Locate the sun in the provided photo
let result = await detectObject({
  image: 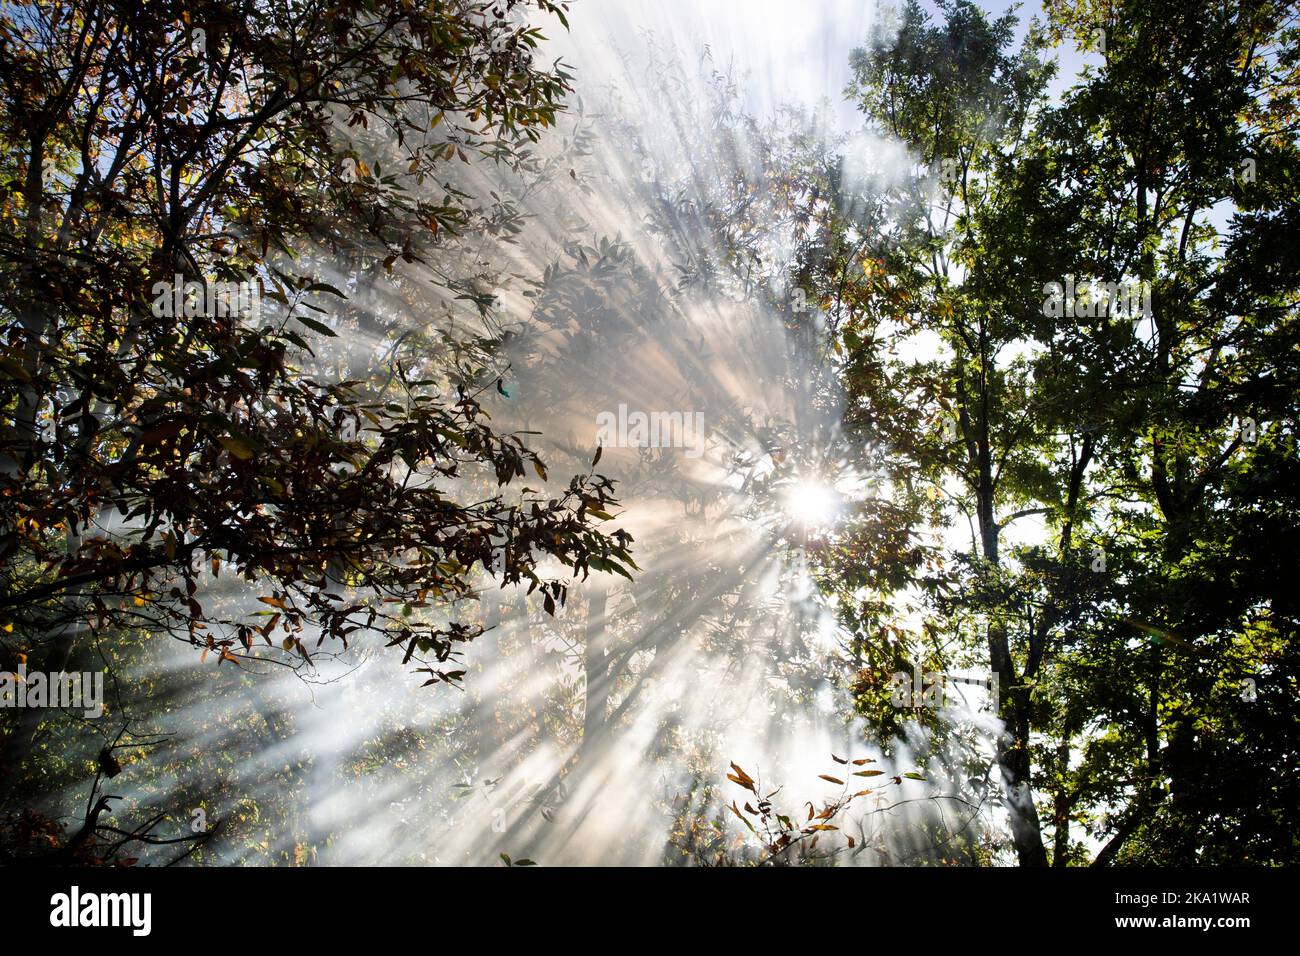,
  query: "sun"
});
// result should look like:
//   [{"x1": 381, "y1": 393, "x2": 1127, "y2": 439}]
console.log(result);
[{"x1": 783, "y1": 478, "x2": 841, "y2": 529}]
